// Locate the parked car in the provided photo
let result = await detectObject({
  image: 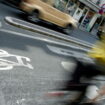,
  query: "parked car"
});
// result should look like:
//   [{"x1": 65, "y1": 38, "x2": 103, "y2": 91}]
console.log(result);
[{"x1": 20, "y1": 0, "x2": 78, "y2": 34}]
